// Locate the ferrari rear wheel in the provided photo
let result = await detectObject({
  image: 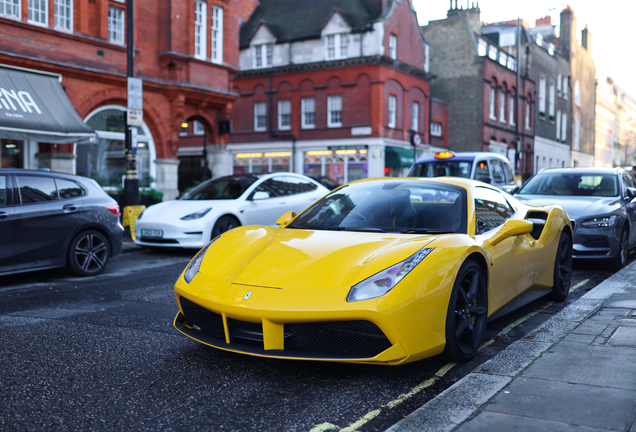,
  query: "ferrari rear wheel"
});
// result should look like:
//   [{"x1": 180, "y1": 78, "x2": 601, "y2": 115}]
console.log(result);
[
  {"x1": 443, "y1": 260, "x2": 488, "y2": 363},
  {"x1": 549, "y1": 231, "x2": 572, "y2": 301},
  {"x1": 212, "y1": 215, "x2": 240, "y2": 238}
]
